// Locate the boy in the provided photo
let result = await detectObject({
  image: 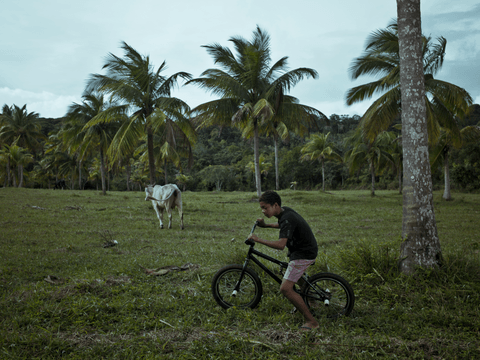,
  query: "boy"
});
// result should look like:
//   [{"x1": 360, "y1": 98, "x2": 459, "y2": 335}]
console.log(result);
[{"x1": 248, "y1": 190, "x2": 319, "y2": 331}]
